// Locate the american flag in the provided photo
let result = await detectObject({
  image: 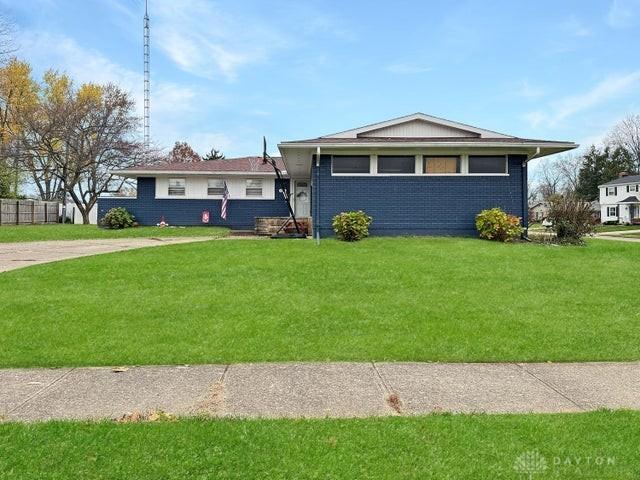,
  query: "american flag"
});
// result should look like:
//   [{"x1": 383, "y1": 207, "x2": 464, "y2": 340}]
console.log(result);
[{"x1": 220, "y1": 181, "x2": 229, "y2": 220}]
